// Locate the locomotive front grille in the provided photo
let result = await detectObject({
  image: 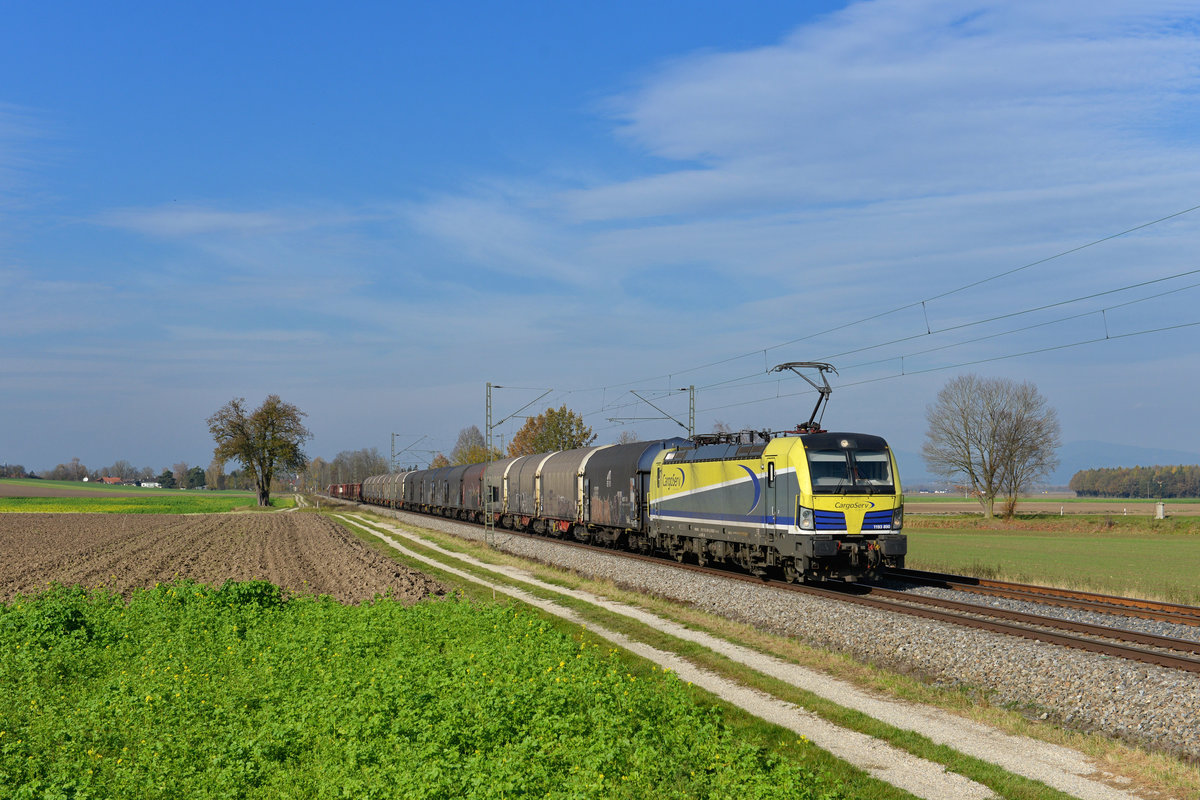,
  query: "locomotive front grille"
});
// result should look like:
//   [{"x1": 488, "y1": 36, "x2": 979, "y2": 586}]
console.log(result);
[
  {"x1": 813, "y1": 510, "x2": 846, "y2": 530},
  {"x1": 862, "y1": 509, "x2": 894, "y2": 530}
]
